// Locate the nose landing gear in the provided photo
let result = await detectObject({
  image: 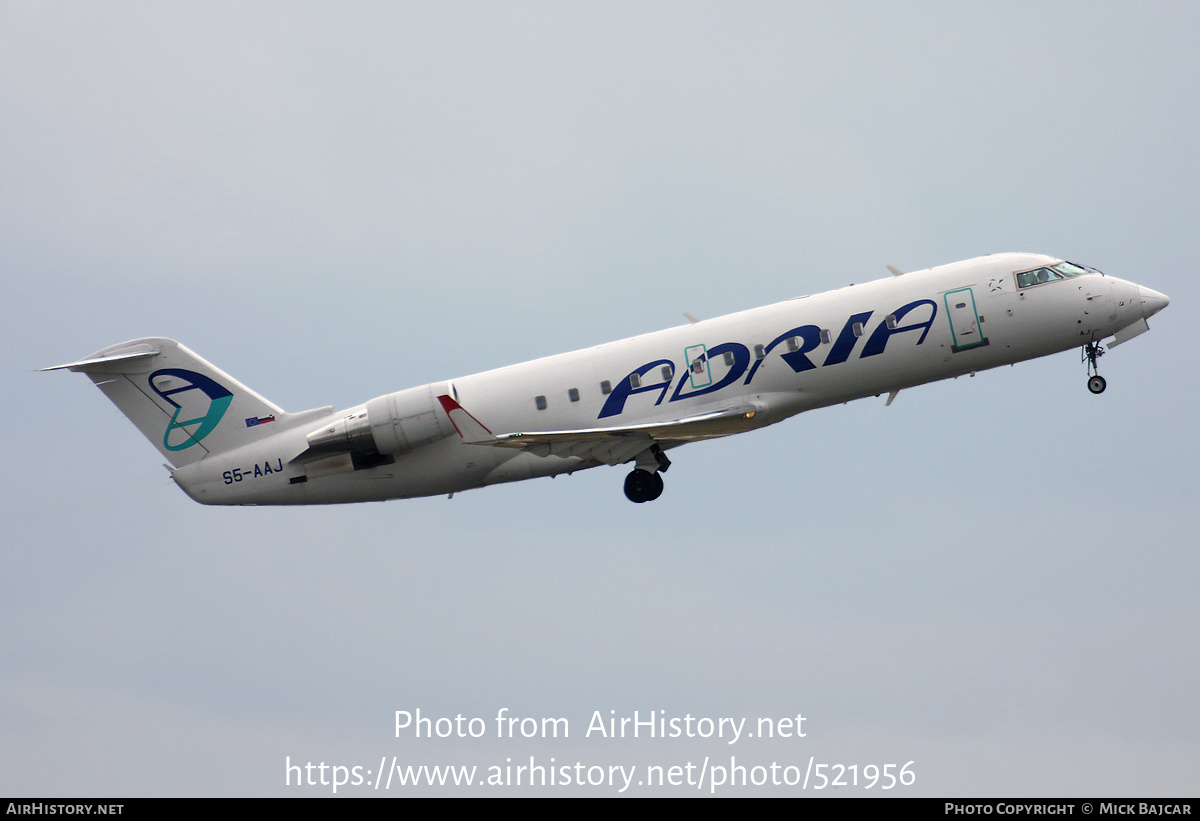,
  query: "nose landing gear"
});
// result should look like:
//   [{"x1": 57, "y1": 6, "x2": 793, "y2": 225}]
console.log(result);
[{"x1": 1083, "y1": 341, "x2": 1106, "y2": 394}]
